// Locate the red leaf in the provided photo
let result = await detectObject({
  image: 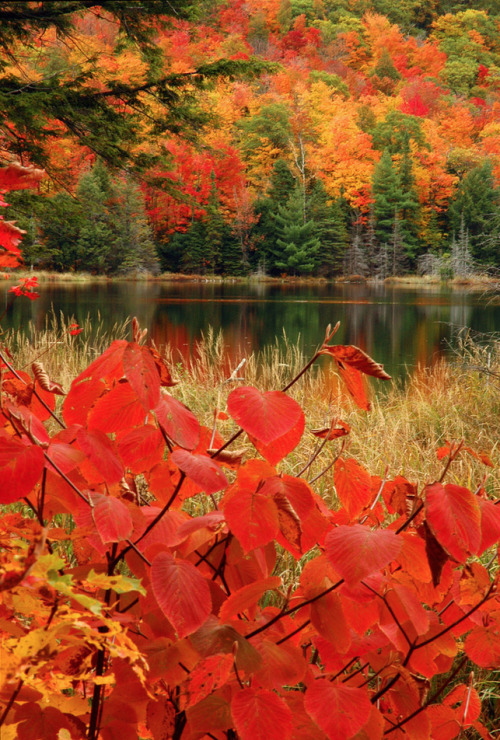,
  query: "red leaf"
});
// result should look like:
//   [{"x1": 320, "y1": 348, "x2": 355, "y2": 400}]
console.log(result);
[
  {"x1": 311, "y1": 420, "x2": 350, "y2": 439},
  {"x1": 253, "y1": 641, "x2": 307, "y2": 691},
  {"x1": 76, "y1": 339, "x2": 127, "y2": 384},
  {"x1": 426, "y1": 705, "x2": 460, "y2": 740},
  {"x1": 425, "y1": 483, "x2": 481, "y2": 562},
  {"x1": 176, "y1": 511, "x2": 226, "y2": 541},
  {"x1": 464, "y1": 625, "x2": 500, "y2": 668},
  {"x1": 148, "y1": 344, "x2": 177, "y2": 387},
  {"x1": 0, "y1": 434, "x2": 45, "y2": 504},
  {"x1": 123, "y1": 343, "x2": 161, "y2": 411},
  {"x1": 76, "y1": 428, "x2": 124, "y2": 484},
  {"x1": 0, "y1": 163, "x2": 44, "y2": 190},
  {"x1": 88, "y1": 381, "x2": 147, "y2": 433},
  {"x1": 443, "y1": 683, "x2": 481, "y2": 724},
  {"x1": 320, "y1": 345, "x2": 391, "y2": 379},
  {"x1": 219, "y1": 576, "x2": 281, "y2": 622},
  {"x1": 92, "y1": 495, "x2": 133, "y2": 543},
  {"x1": 249, "y1": 413, "x2": 305, "y2": 465},
  {"x1": 63, "y1": 377, "x2": 106, "y2": 426},
  {"x1": 170, "y1": 449, "x2": 228, "y2": 494},
  {"x1": 334, "y1": 457, "x2": 373, "y2": 518},
  {"x1": 304, "y1": 680, "x2": 372, "y2": 739},
  {"x1": 224, "y1": 488, "x2": 279, "y2": 553},
  {"x1": 4, "y1": 400, "x2": 50, "y2": 448},
  {"x1": 336, "y1": 362, "x2": 371, "y2": 411},
  {"x1": 185, "y1": 654, "x2": 233, "y2": 707},
  {"x1": 325, "y1": 524, "x2": 402, "y2": 584},
  {"x1": 151, "y1": 552, "x2": 211, "y2": 638},
  {"x1": 310, "y1": 591, "x2": 351, "y2": 652},
  {"x1": 154, "y1": 394, "x2": 200, "y2": 450},
  {"x1": 231, "y1": 687, "x2": 293, "y2": 740},
  {"x1": 227, "y1": 386, "x2": 304, "y2": 445},
  {"x1": 477, "y1": 497, "x2": 500, "y2": 554},
  {"x1": 117, "y1": 425, "x2": 164, "y2": 474}
]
